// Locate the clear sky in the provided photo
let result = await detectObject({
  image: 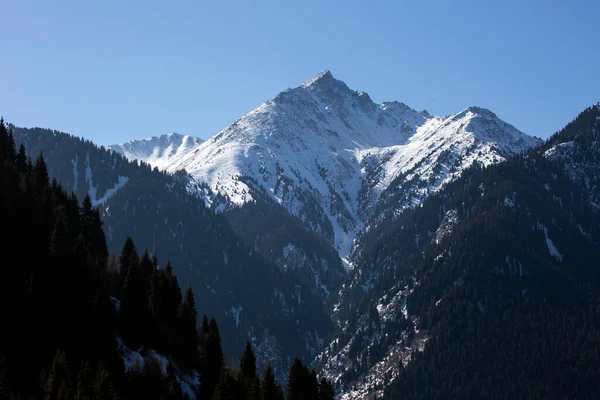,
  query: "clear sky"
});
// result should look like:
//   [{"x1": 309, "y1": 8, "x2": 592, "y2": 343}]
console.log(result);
[{"x1": 1, "y1": 0, "x2": 598, "y2": 145}]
